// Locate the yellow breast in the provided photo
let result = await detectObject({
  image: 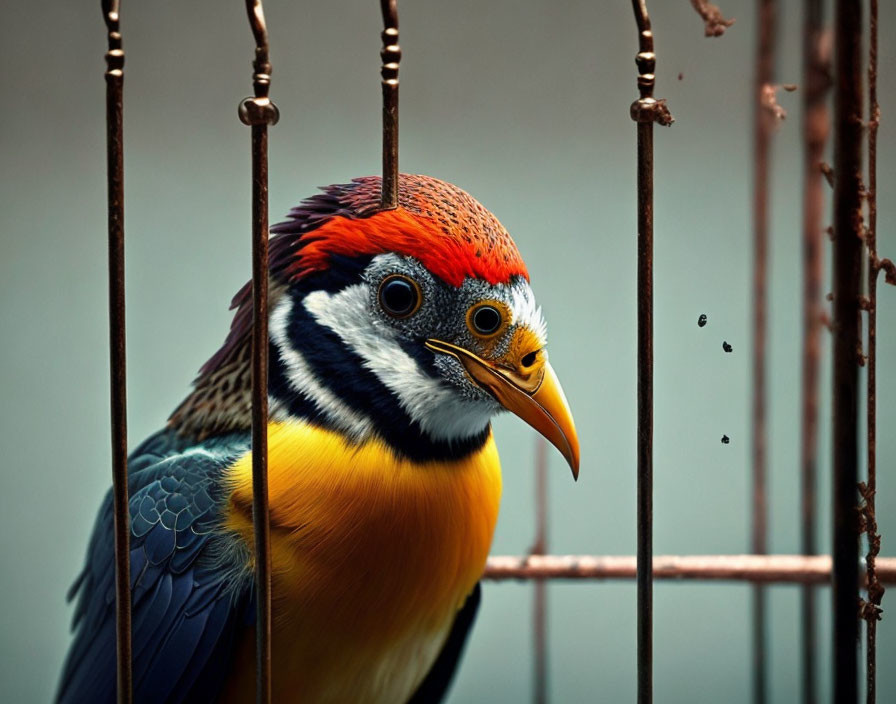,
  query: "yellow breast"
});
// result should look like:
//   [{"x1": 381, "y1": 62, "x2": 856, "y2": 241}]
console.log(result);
[{"x1": 221, "y1": 420, "x2": 502, "y2": 703}]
